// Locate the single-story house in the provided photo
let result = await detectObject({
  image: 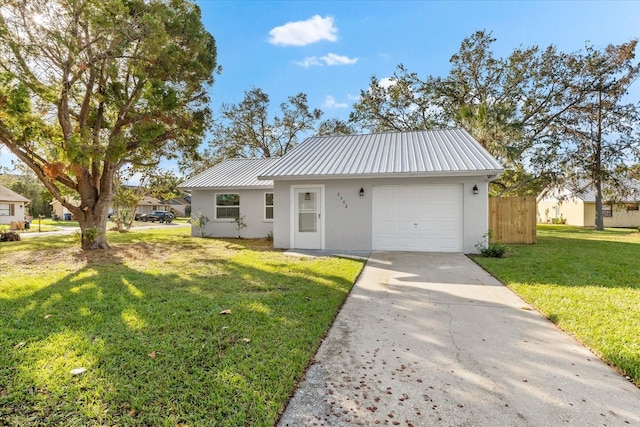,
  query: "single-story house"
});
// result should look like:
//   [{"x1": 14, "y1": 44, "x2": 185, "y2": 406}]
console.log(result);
[
  {"x1": 180, "y1": 158, "x2": 277, "y2": 239},
  {"x1": 0, "y1": 185, "x2": 30, "y2": 226},
  {"x1": 135, "y1": 196, "x2": 173, "y2": 216},
  {"x1": 538, "y1": 180, "x2": 640, "y2": 228},
  {"x1": 181, "y1": 129, "x2": 504, "y2": 253},
  {"x1": 50, "y1": 197, "x2": 79, "y2": 220},
  {"x1": 166, "y1": 195, "x2": 191, "y2": 217}
]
